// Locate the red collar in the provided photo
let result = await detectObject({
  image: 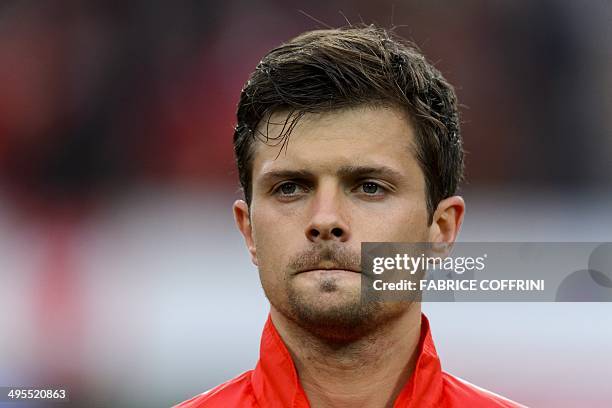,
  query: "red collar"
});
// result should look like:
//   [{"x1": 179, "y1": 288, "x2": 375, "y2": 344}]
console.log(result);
[{"x1": 250, "y1": 313, "x2": 444, "y2": 407}]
